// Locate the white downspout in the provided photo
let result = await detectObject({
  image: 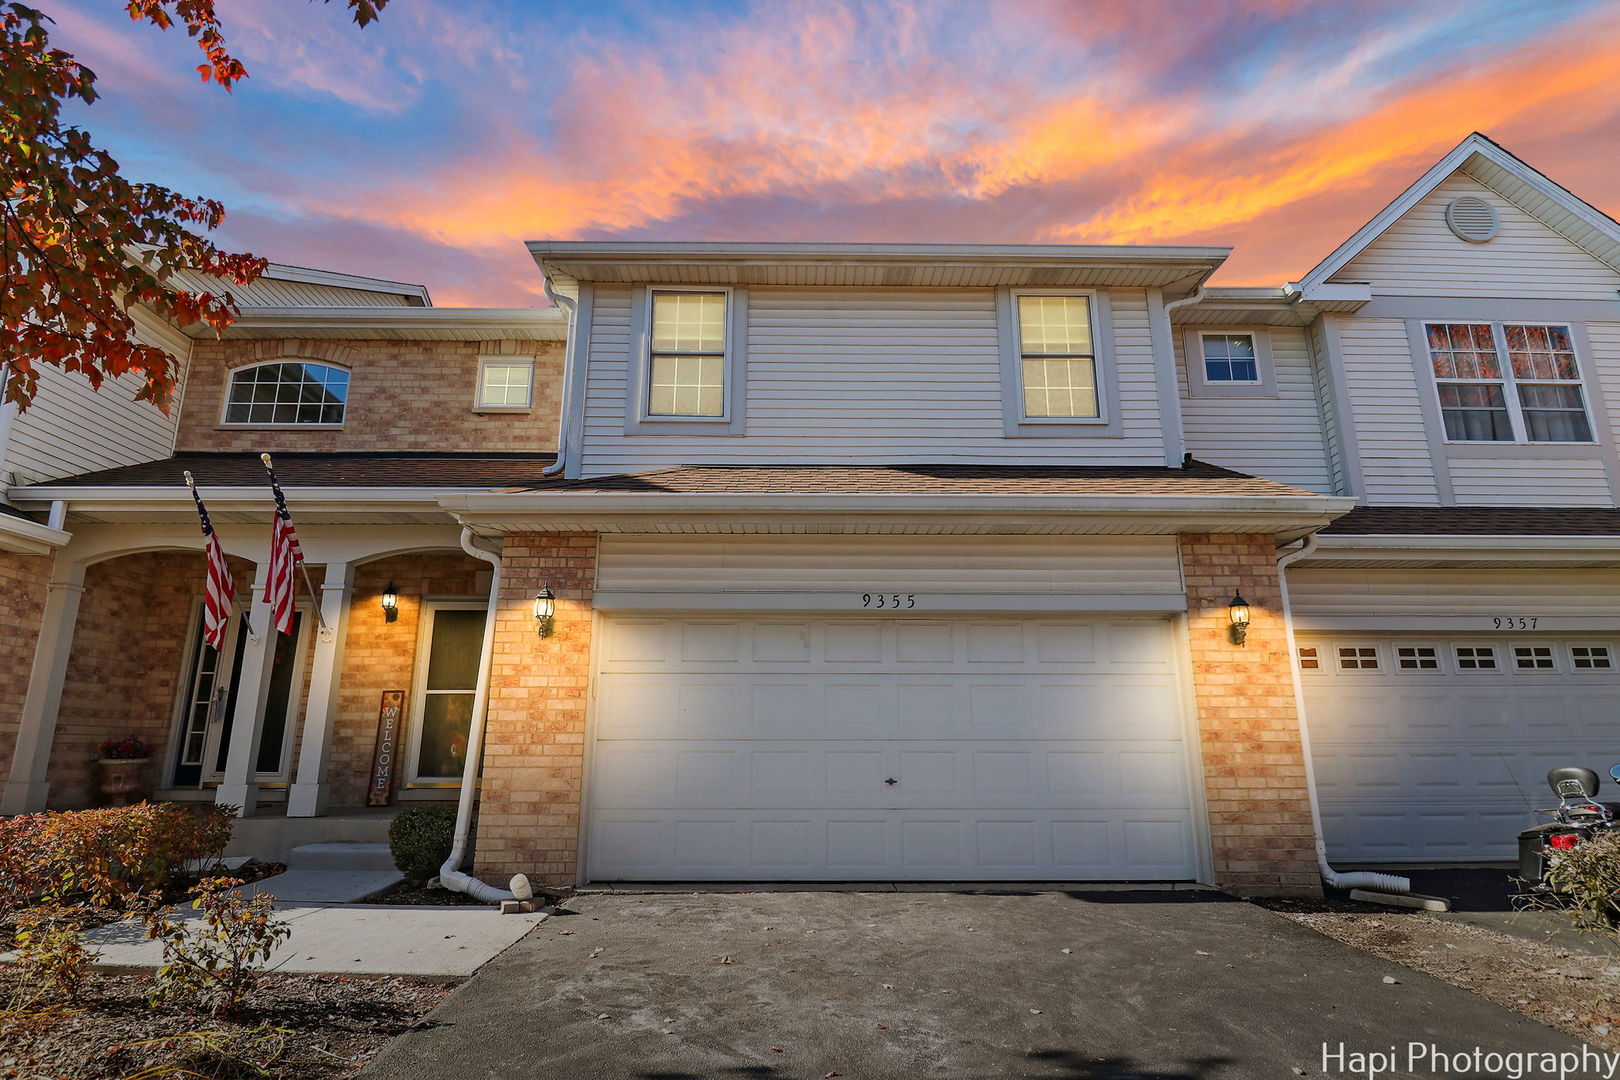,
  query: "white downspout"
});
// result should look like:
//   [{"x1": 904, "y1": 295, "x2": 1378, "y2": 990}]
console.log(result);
[
  {"x1": 1278, "y1": 533, "x2": 1411, "y2": 895},
  {"x1": 541, "y1": 276, "x2": 578, "y2": 478},
  {"x1": 433, "y1": 526, "x2": 527, "y2": 904},
  {"x1": 1161, "y1": 283, "x2": 1206, "y2": 316}
]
